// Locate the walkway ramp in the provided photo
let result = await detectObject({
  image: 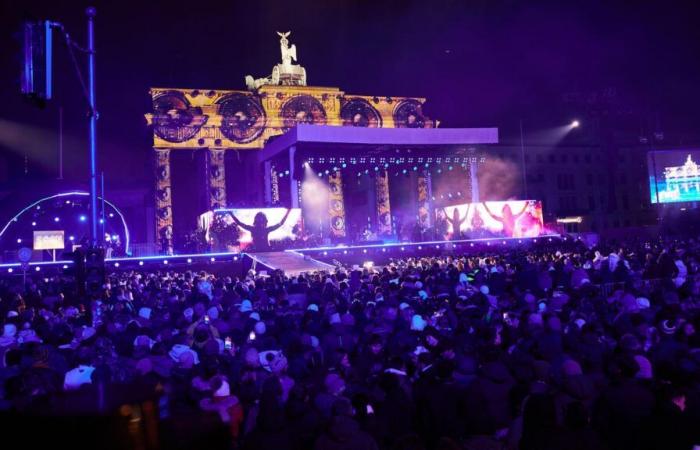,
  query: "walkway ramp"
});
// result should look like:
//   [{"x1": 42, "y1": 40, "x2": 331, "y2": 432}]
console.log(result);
[{"x1": 245, "y1": 251, "x2": 334, "y2": 276}]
